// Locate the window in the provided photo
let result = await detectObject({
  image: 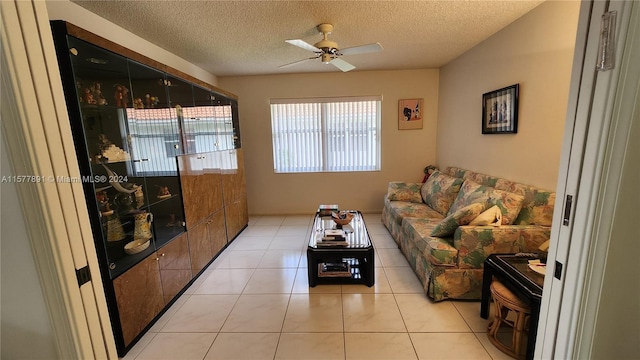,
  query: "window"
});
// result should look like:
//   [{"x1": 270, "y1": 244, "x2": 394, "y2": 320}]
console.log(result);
[{"x1": 270, "y1": 96, "x2": 381, "y2": 173}]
